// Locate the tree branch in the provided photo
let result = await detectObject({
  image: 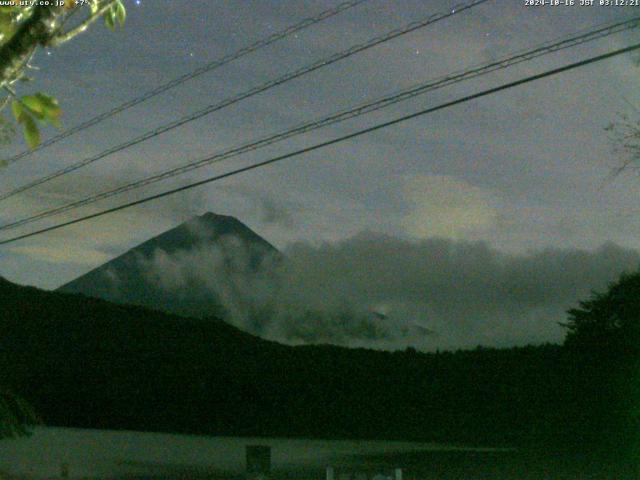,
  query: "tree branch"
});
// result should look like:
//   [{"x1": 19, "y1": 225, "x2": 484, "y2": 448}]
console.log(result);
[
  {"x1": 0, "y1": 6, "x2": 65, "y2": 88},
  {"x1": 49, "y1": 0, "x2": 118, "y2": 47}
]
